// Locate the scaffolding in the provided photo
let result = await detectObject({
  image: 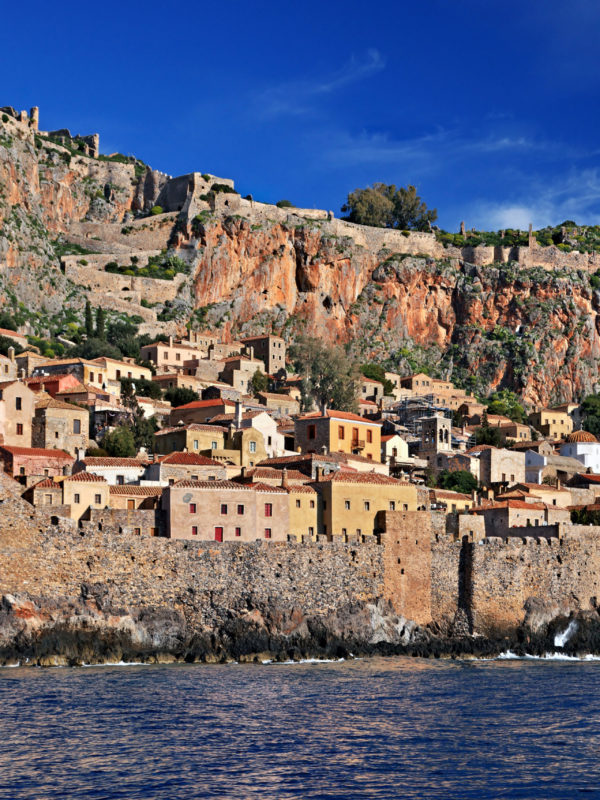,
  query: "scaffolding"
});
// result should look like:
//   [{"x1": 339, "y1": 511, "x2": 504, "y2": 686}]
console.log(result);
[{"x1": 392, "y1": 394, "x2": 453, "y2": 438}]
